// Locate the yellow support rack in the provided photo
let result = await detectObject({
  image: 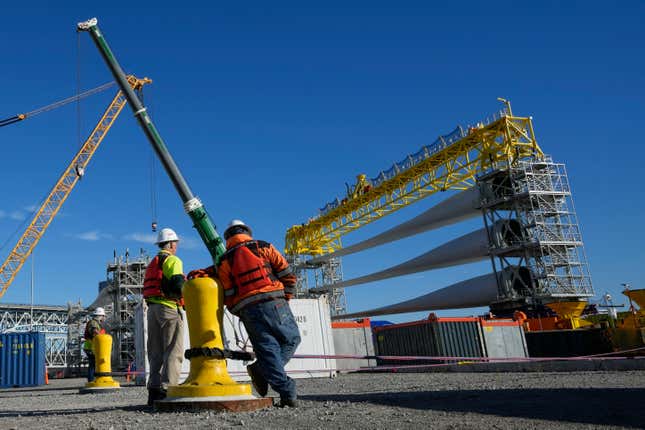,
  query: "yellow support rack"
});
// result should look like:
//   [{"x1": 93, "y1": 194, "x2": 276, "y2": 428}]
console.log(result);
[{"x1": 285, "y1": 113, "x2": 543, "y2": 256}]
